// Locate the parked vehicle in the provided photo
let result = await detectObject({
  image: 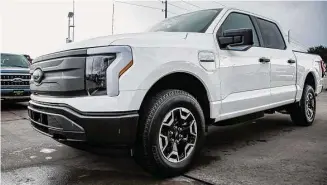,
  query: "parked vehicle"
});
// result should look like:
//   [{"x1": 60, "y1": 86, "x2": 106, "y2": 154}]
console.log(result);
[
  {"x1": 322, "y1": 62, "x2": 327, "y2": 90},
  {"x1": 1, "y1": 53, "x2": 31, "y2": 102},
  {"x1": 23, "y1": 54, "x2": 33, "y2": 64},
  {"x1": 28, "y1": 8, "x2": 324, "y2": 176},
  {"x1": 323, "y1": 77, "x2": 327, "y2": 90}
]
